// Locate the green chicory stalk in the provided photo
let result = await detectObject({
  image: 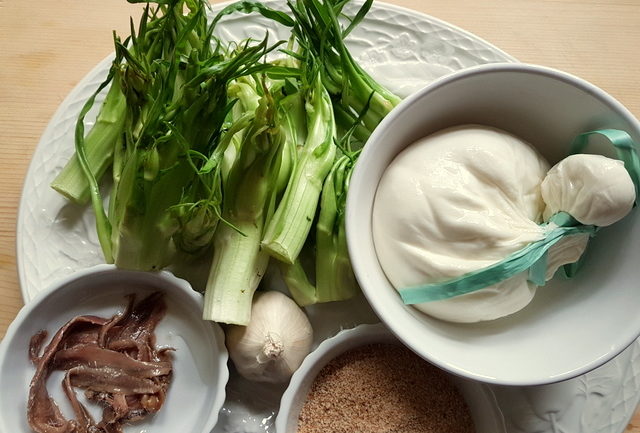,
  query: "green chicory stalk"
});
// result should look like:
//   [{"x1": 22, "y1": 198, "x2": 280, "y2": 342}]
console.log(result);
[
  {"x1": 314, "y1": 151, "x2": 359, "y2": 302},
  {"x1": 286, "y1": 0, "x2": 401, "y2": 138},
  {"x1": 203, "y1": 81, "x2": 289, "y2": 325},
  {"x1": 261, "y1": 69, "x2": 337, "y2": 264},
  {"x1": 50, "y1": 79, "x2": 127, "y2": 205},
  {"x1": 279, "y1": 255, "x2": 317, "y2": 306},
  {"x1": 213, "y1": 0, "x2": 401, "y2": 140},
  {"x1": 170, "y1": 70, "x2": 262, "y2": 256},
  {"x1": 109, "y1": 36, "x2": 275, "y2": 270},
  {"x1": 280, "y1": 150, "x2": 360, "y2": 306},
  {"x1": 50, "y1": 0, "x2": 197, "y2": 205},
  {"x1": 108, "y1": 1, "x2": 224, "y2": 269}
]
